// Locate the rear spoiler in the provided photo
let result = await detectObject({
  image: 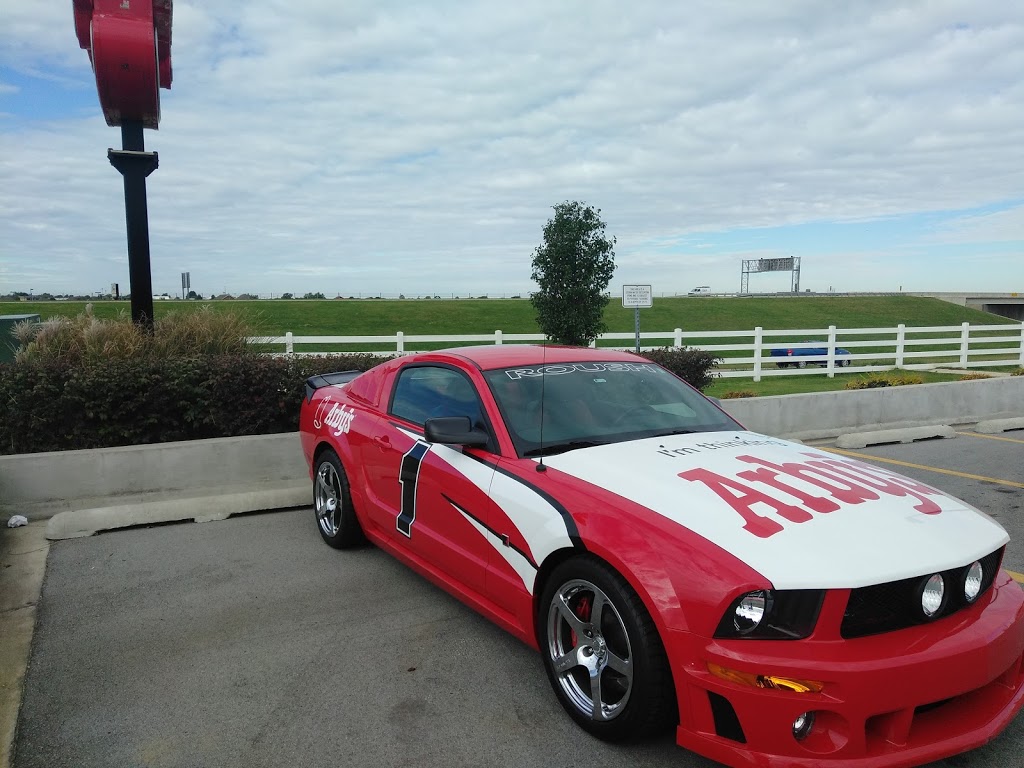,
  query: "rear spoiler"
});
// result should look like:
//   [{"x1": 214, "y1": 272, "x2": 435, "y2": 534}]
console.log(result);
[{"x1": 305, "y1": 370, "x2": 362, "y2": 403}]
